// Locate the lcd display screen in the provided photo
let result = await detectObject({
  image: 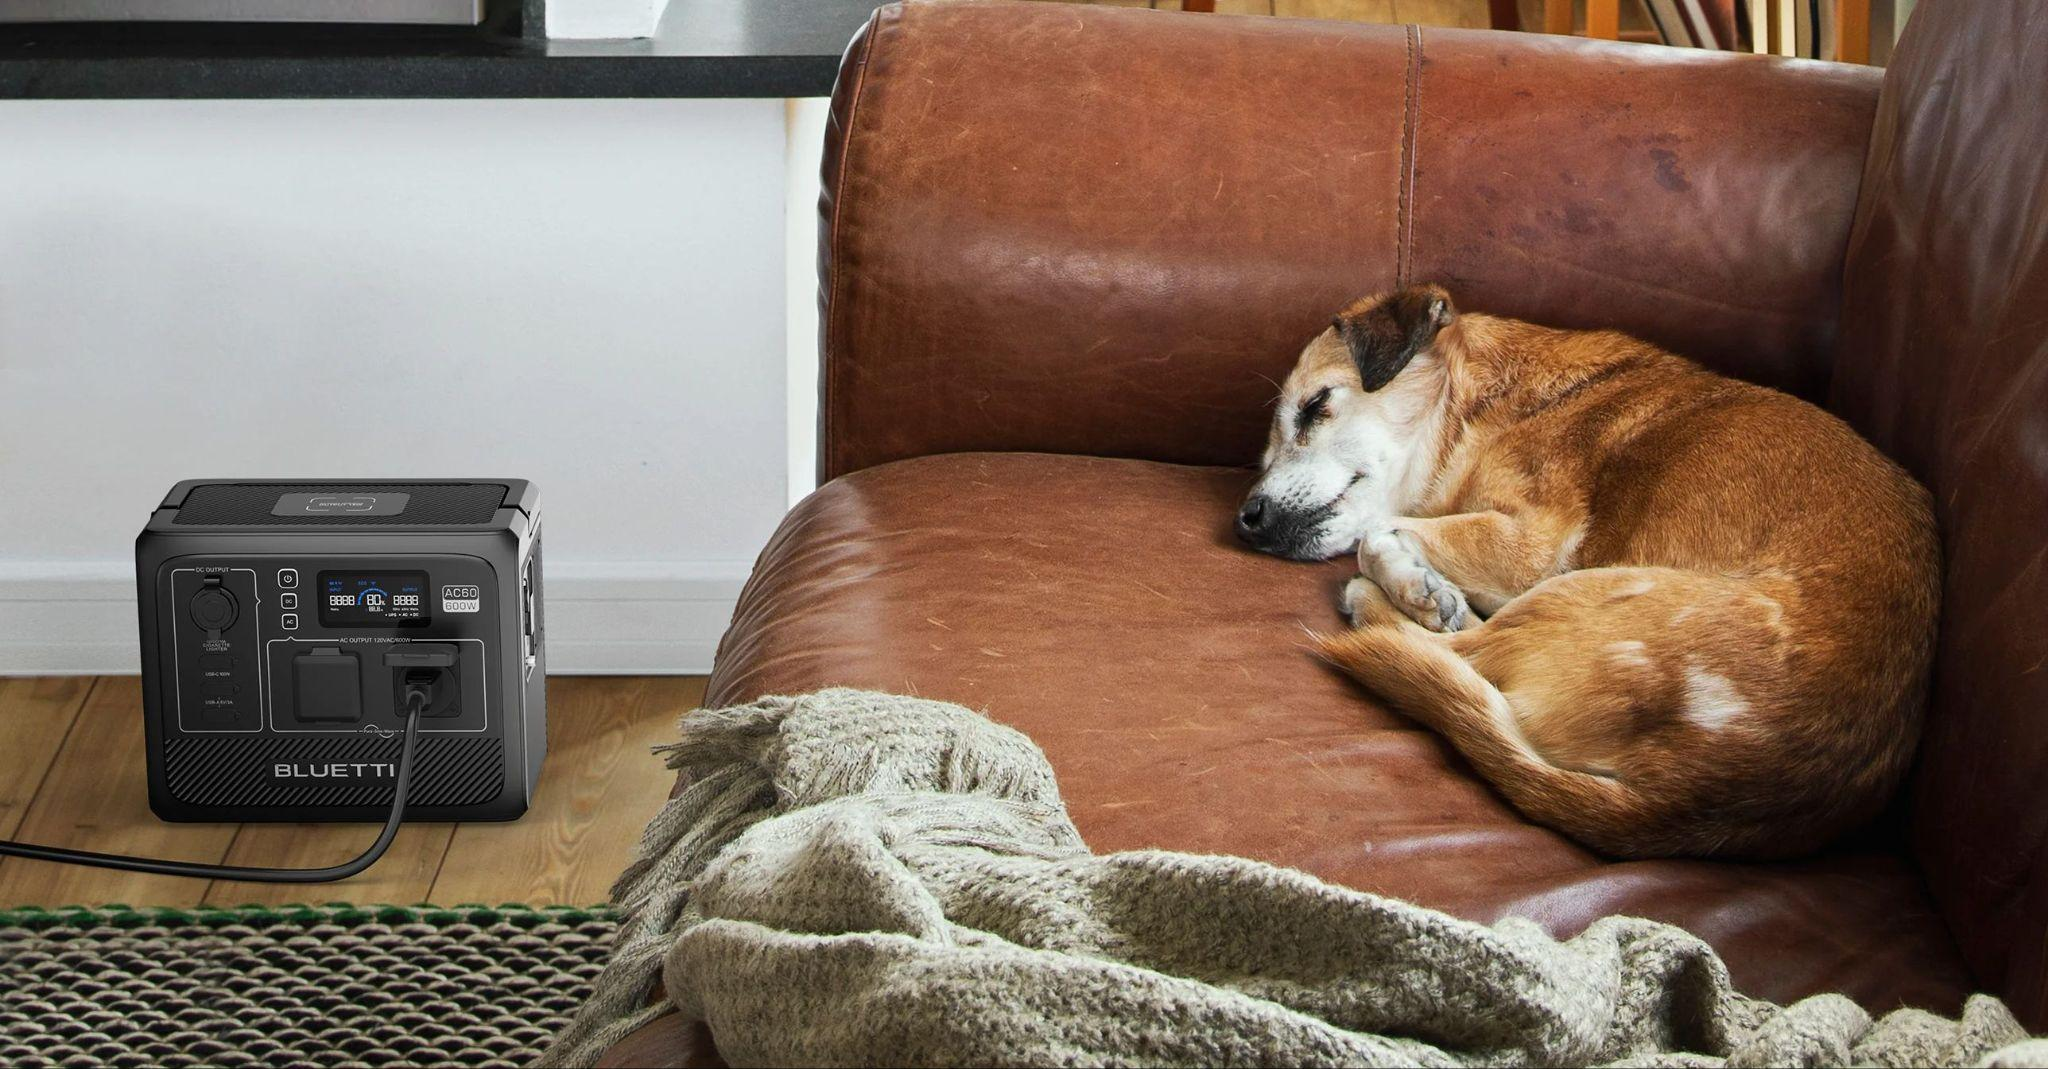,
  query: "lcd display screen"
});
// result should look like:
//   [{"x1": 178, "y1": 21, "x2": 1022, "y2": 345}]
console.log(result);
[{"x1": 318, "y1": 571, "x2": 430, "y2": 627}]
